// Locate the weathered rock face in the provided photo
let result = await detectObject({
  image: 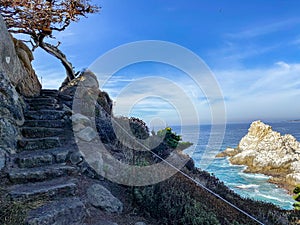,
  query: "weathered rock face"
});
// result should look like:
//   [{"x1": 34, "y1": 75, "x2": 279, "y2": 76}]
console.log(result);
[
  {"x1": 0, "y1": 15, "x2": 41, "y2": 97},
  {"x1": 60, "y1": 70, "x2": 116, "y2": 144},
  {"x1": 217, "y1": 120, "x2": 300, "y2": 190},
  {"x1": 0, "y1": 71, "x2": 25, "y2": 155},
  {"x1": 13, "y1": 38, "x2": 41, "y2": 96}
]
